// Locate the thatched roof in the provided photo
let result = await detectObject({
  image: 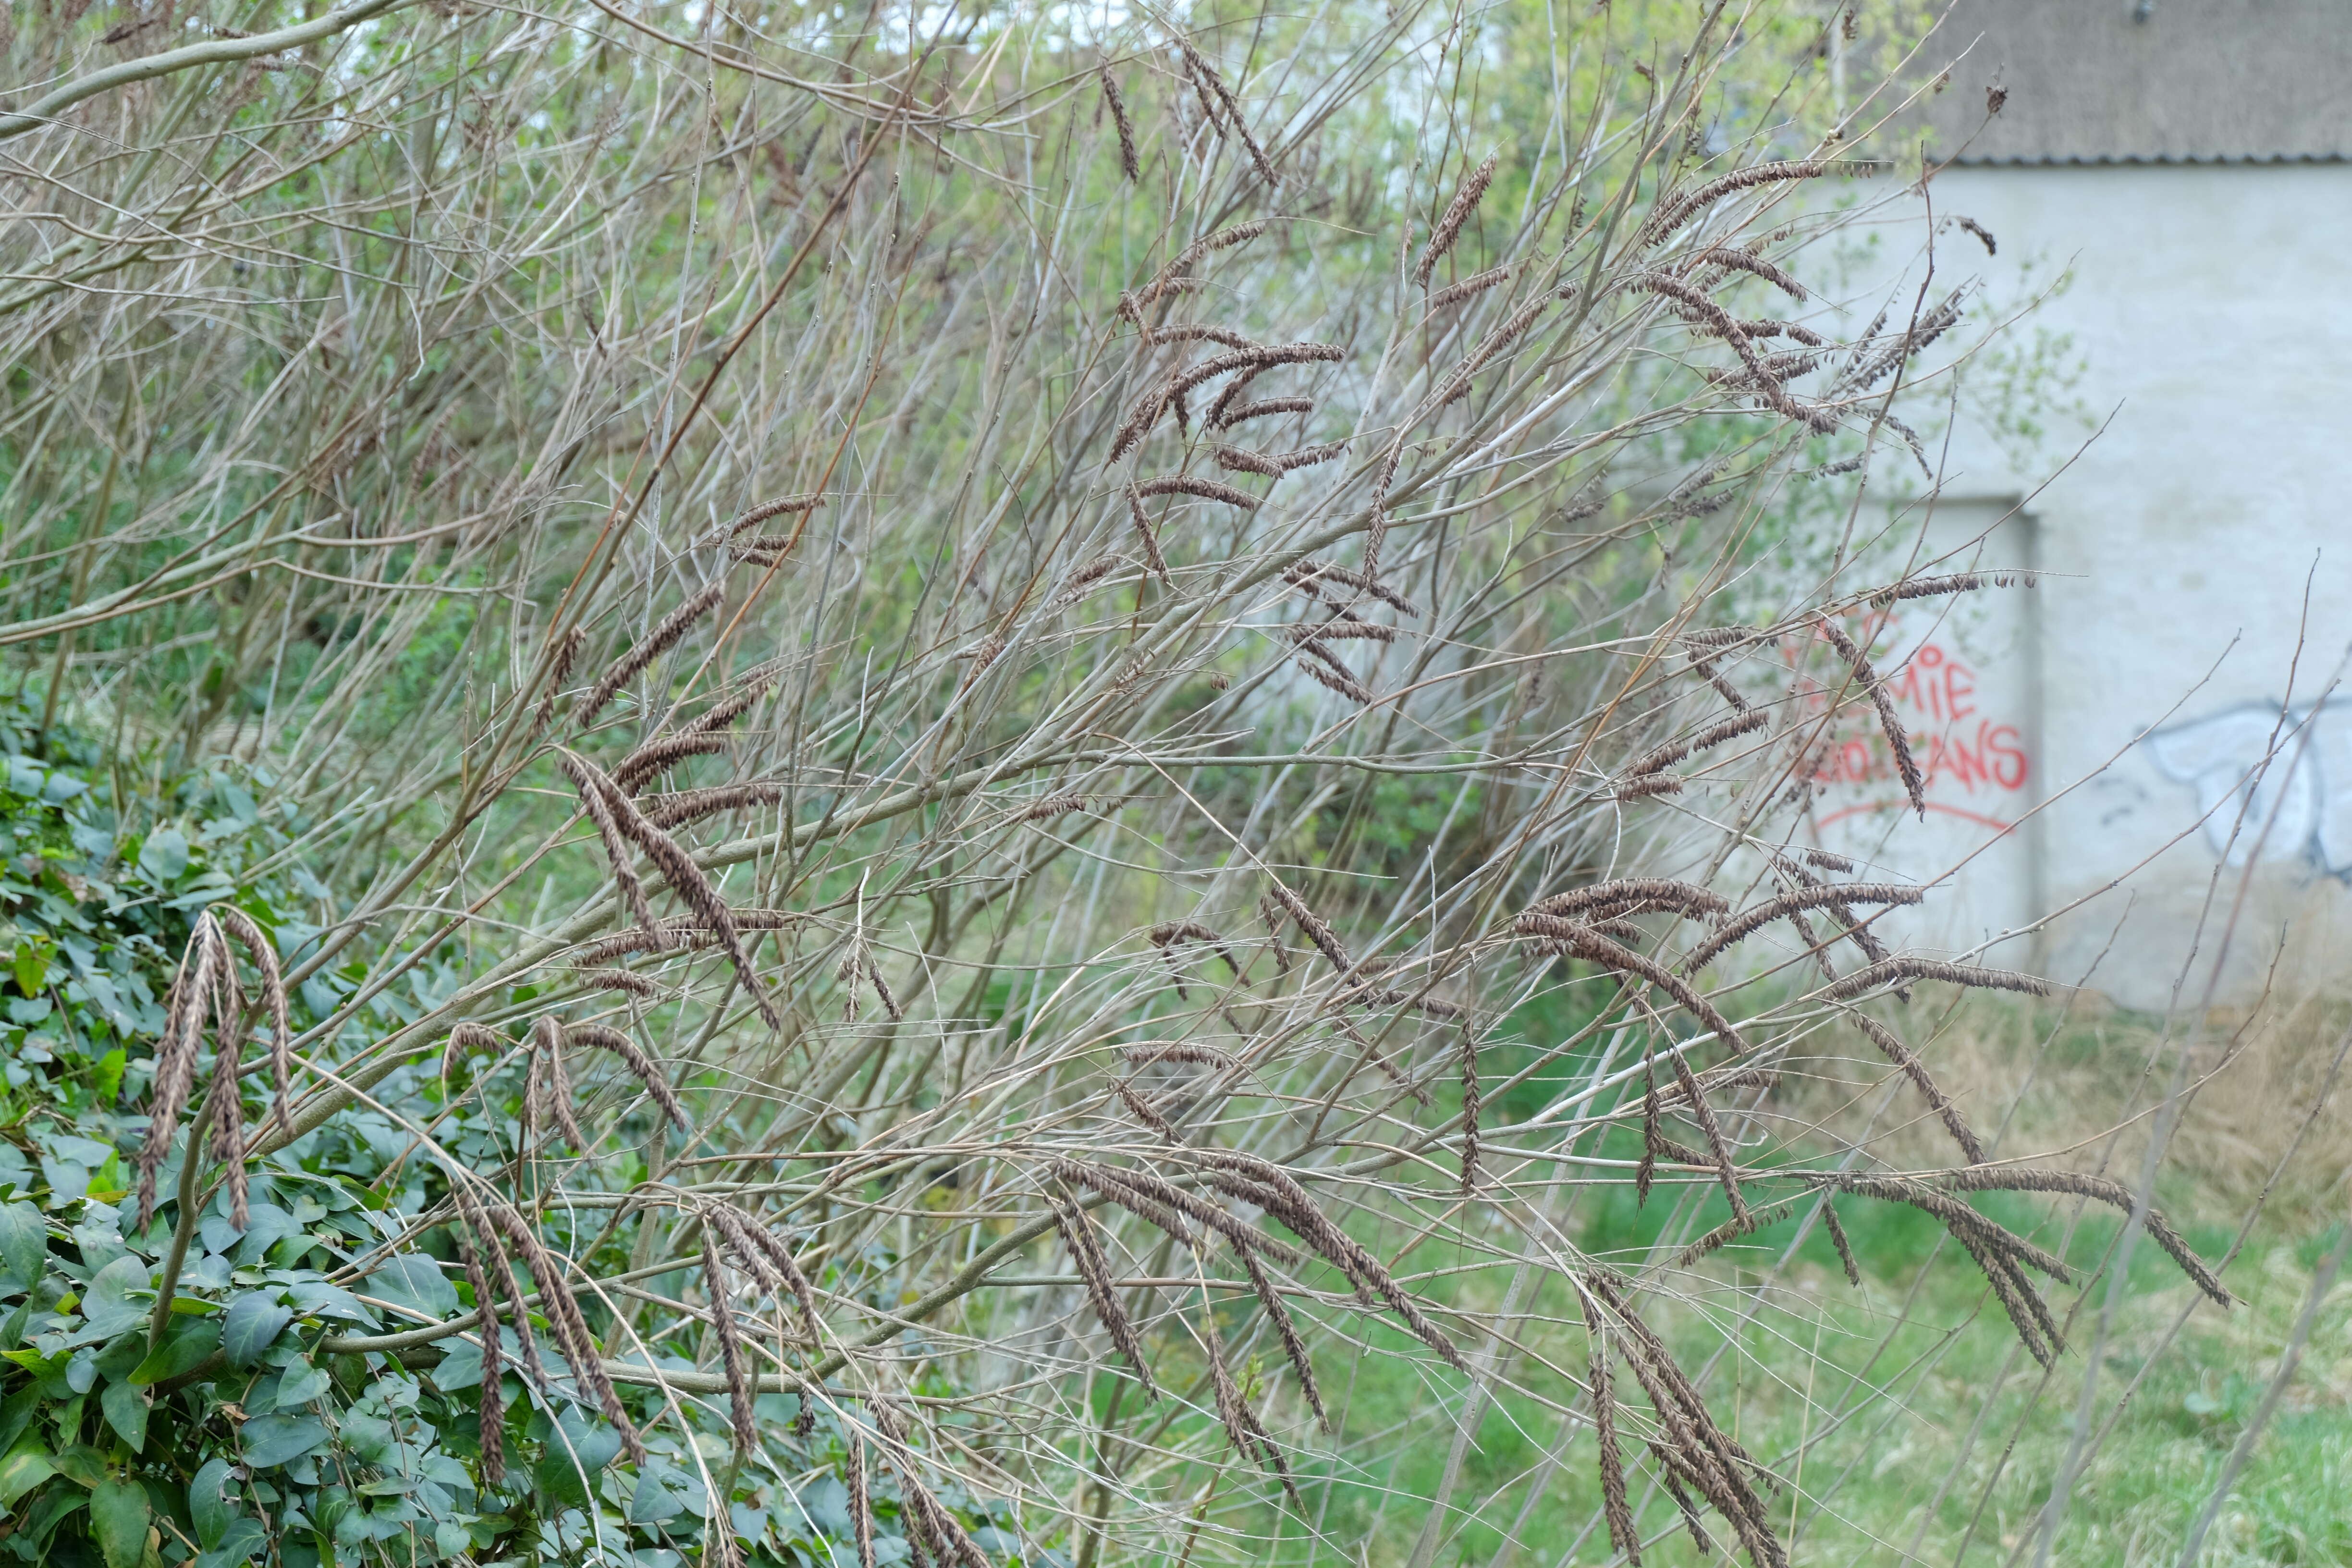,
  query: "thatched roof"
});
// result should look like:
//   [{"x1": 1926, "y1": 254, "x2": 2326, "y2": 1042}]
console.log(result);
[{"x1": 1900, "y1": 0, "x2": 2352, "y2": 164}]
